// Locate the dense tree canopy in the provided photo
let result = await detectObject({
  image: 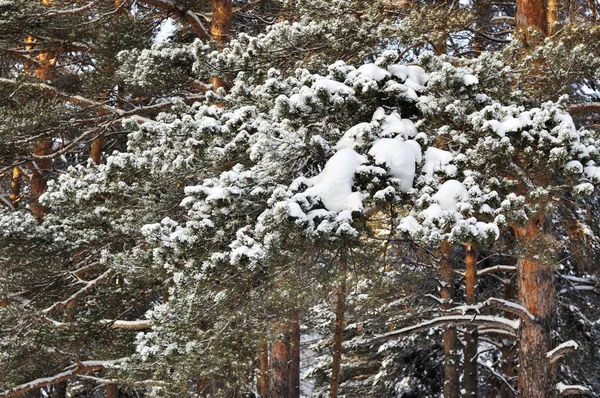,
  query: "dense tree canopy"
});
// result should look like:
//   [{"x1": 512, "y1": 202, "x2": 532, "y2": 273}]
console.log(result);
[{"x1": 2, "y1": 1, "x2": 600, "y2": 398}]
